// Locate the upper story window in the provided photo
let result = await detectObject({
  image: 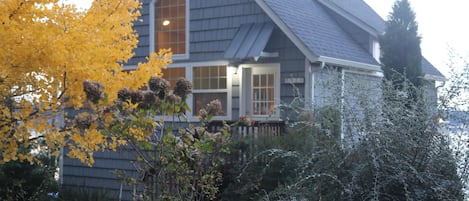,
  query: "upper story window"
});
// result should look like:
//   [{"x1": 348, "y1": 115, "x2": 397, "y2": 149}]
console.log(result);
[{"x1": 154, "y1": 0, "x2": 188, "y2": 57}]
